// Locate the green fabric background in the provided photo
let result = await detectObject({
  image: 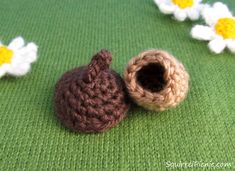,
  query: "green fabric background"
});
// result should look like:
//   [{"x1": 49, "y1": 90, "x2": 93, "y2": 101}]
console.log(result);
[{"x1": 0, "y1": 0, "x2": 234, "y2": 170}]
